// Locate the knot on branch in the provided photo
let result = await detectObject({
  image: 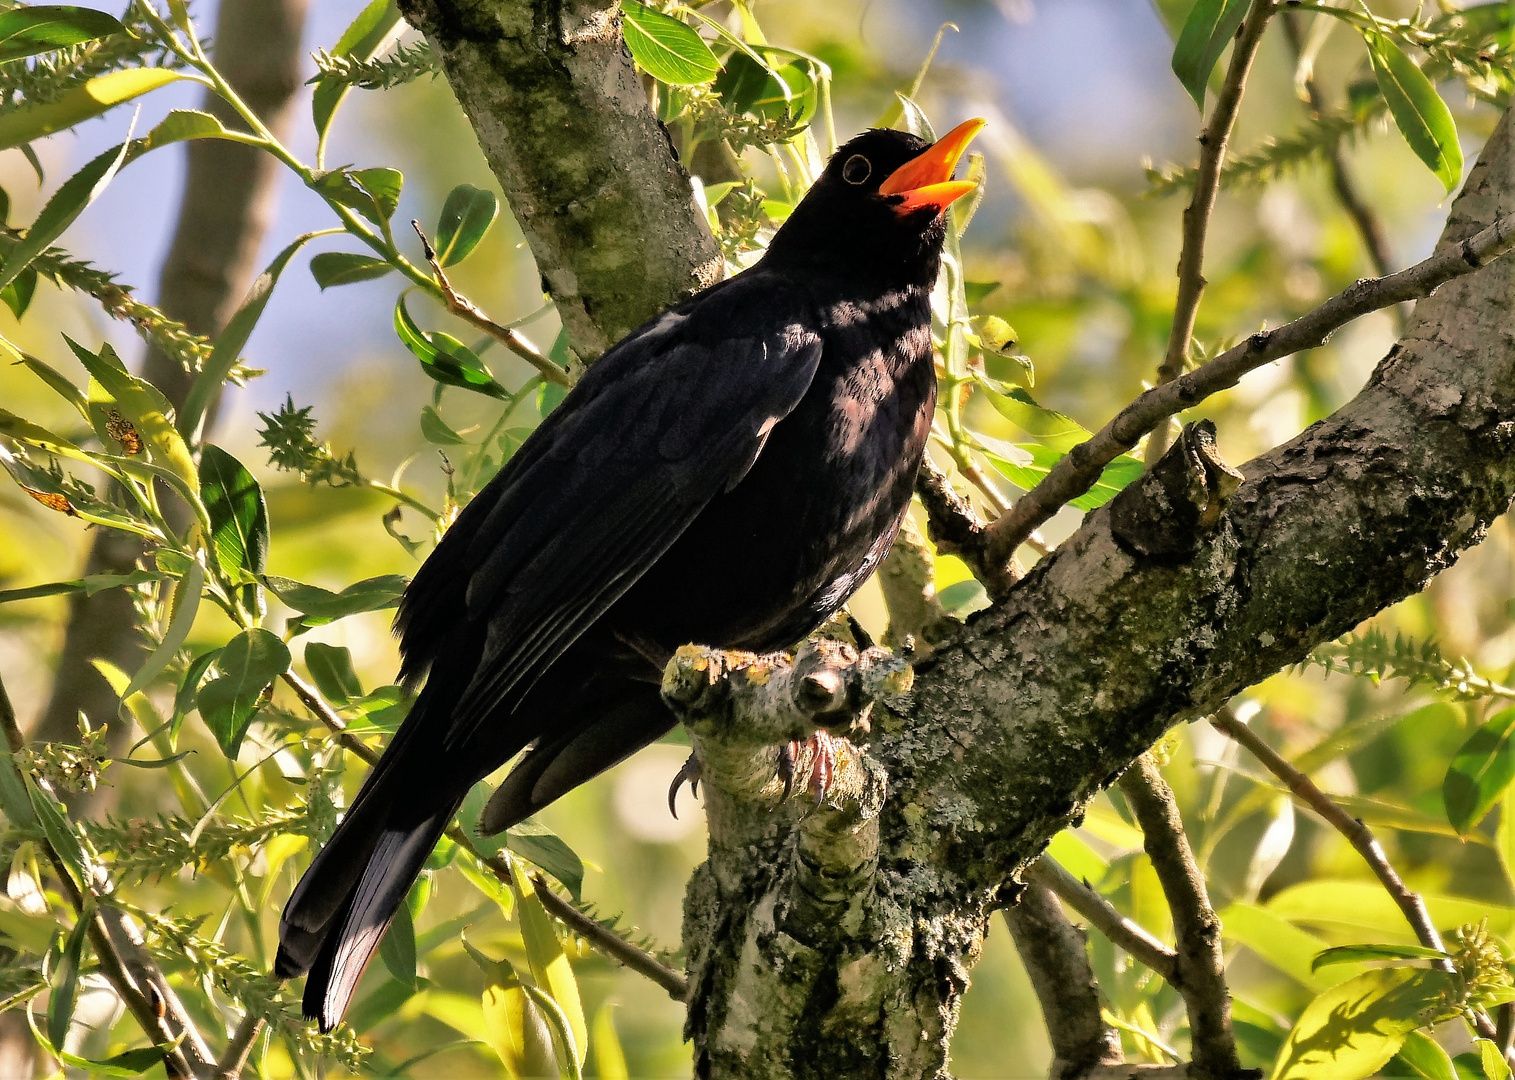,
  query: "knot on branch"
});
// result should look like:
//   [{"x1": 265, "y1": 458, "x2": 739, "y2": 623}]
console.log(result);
[
  {"x1": 1109, "y1": 420, "x2": 1243, "y2": 562},
  {"x1": 661, "y1": 639, "x2": 912, "y2": 745}
]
